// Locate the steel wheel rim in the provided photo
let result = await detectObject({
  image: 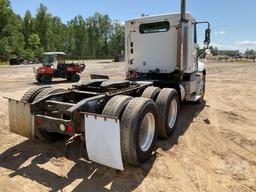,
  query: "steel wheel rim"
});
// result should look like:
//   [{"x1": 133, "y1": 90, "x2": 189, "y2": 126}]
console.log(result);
[
  {"x1": 139, "y1": 112, "x2": 155, "y2": 152},
  {"x1": 168, "y1": 99, "x2": 178, "y2": 129}
]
